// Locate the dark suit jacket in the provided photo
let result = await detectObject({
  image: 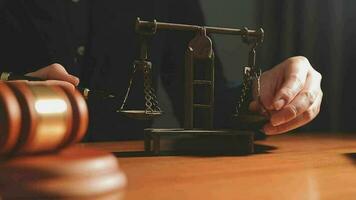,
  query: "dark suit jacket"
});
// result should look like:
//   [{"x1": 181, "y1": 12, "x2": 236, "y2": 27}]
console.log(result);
[{"x1": 1, "y1": 0, "x2": 240, "y2": 141}]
